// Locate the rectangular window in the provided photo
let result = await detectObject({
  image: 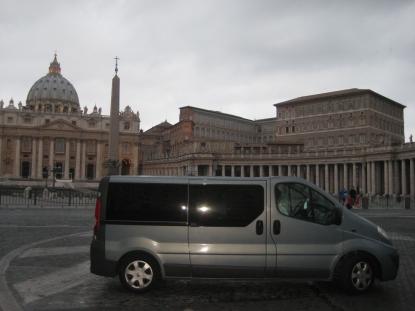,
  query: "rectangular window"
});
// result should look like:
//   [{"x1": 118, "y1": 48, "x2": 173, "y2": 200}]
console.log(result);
[
  {"x1": 21, "y1": 137, "x2": 32, "y2": 152},
  {"x1": 55, "y1": 138, "x2": 65, "y2": 153},
  {"x1": 189, "y1": 184, "x2": 264, "y2": 227},
  {"x1": 123, "y1": 143, "x2": 130, "y2": 153},
  {"x1": 106, "y1": 183, "x2": 188, "y2": 223},
  {"x1": 275, "y1": 183, "x2": 337, "y2": 226},
  {"x1": 87, "y1": 141, "x2": 96, "y2": 154}
]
